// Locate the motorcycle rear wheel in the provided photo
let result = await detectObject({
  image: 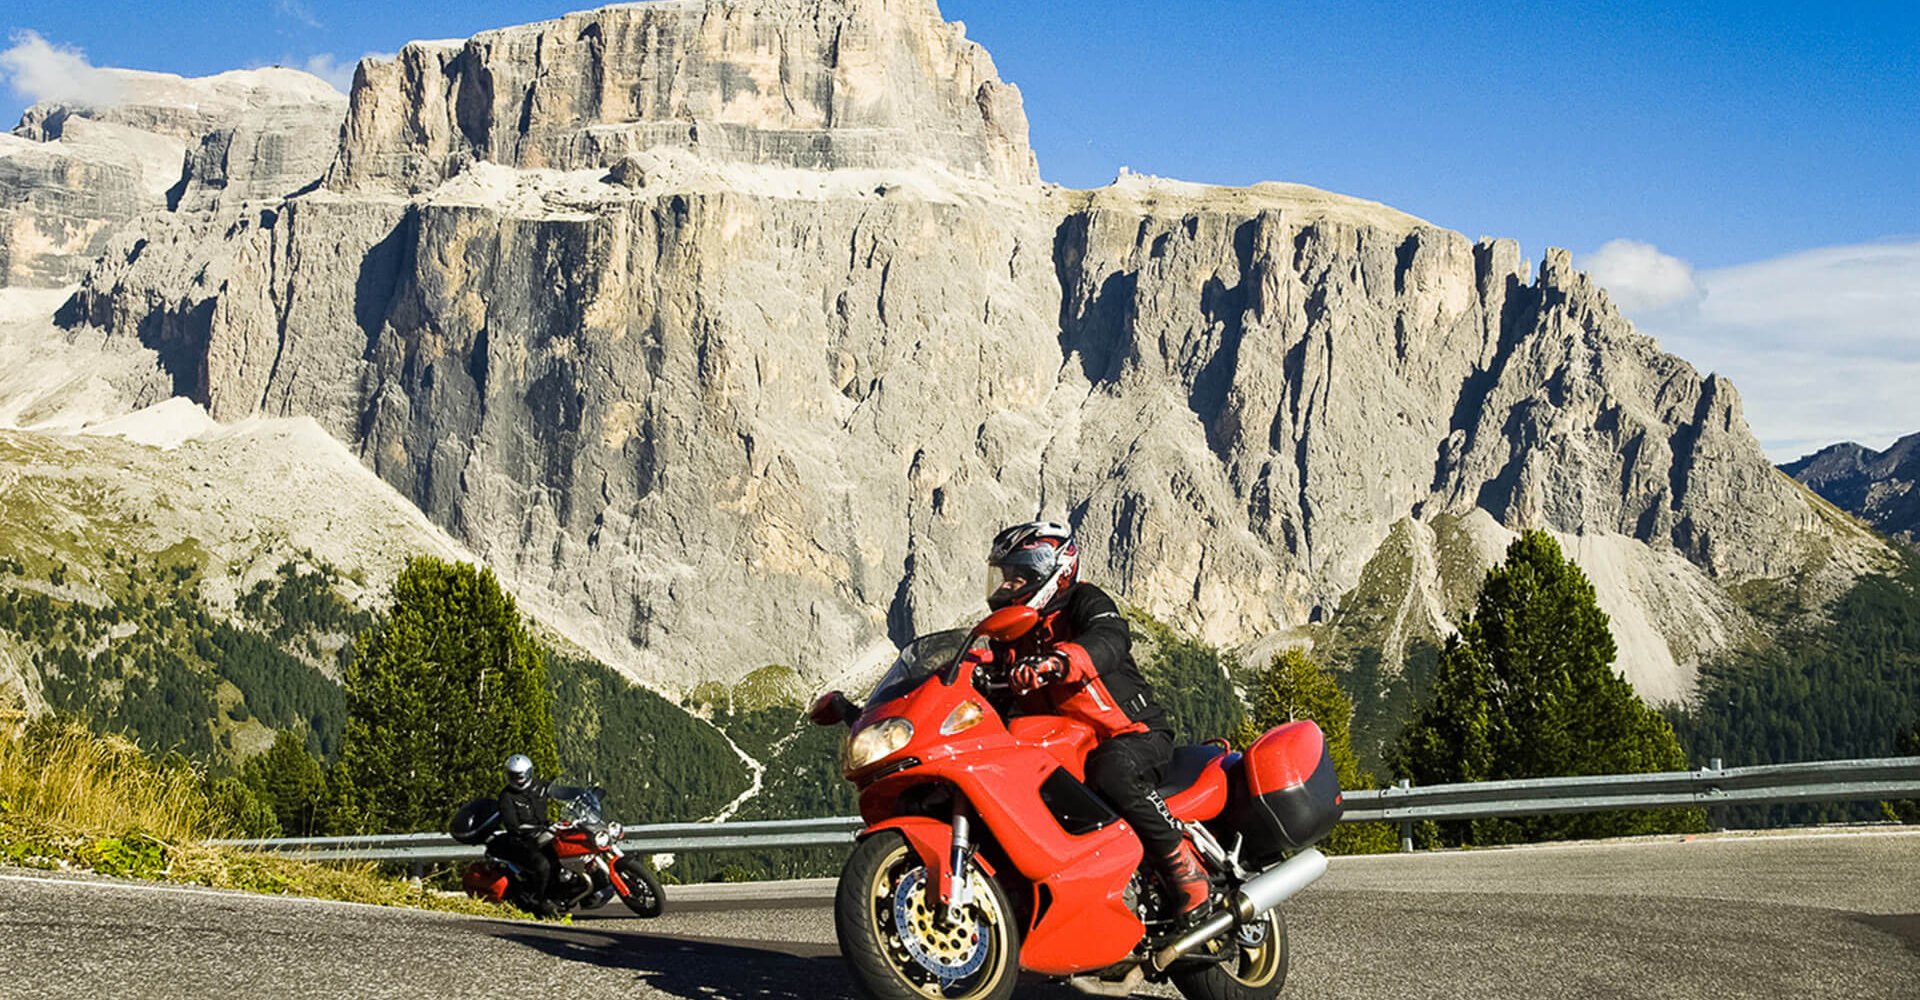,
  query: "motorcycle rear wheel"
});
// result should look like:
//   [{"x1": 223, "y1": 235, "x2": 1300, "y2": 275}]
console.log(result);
[
  {"x1": 1170, "y1": 907, "x2": 1288, "y2": 1000},
  {"x1": 835, "y1": 830, "x2": 1019, "y2": 1000},
  {"x1": 616, "y1": 856, "x2": 666, "y2": 918}
]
